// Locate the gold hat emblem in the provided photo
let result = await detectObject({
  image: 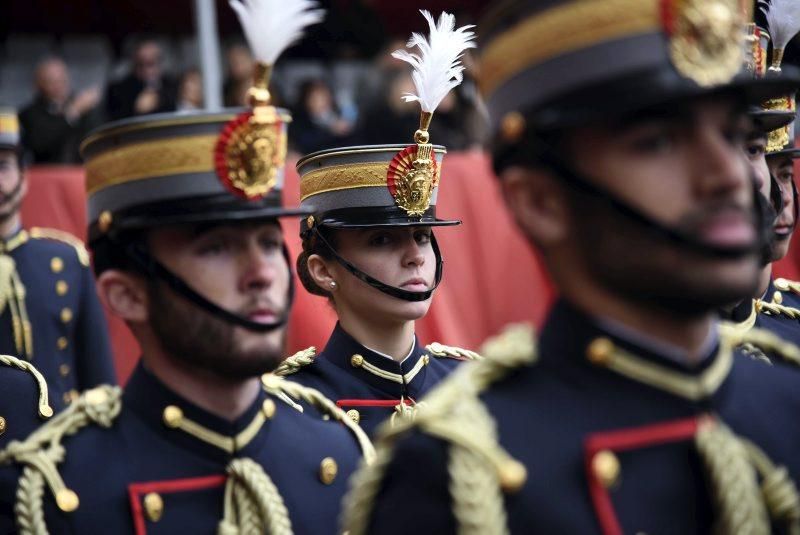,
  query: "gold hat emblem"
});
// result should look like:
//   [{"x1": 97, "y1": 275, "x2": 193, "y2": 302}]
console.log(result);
[
  {"x1": 387, "y1": 144, "x2": 440, "y2": 218},
  {"x1": 215, "y1": 107, "x2": 287, "y2": 200},
  {"x1": 665, "y1": 0, "x2": 743, "y2": 87}
]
